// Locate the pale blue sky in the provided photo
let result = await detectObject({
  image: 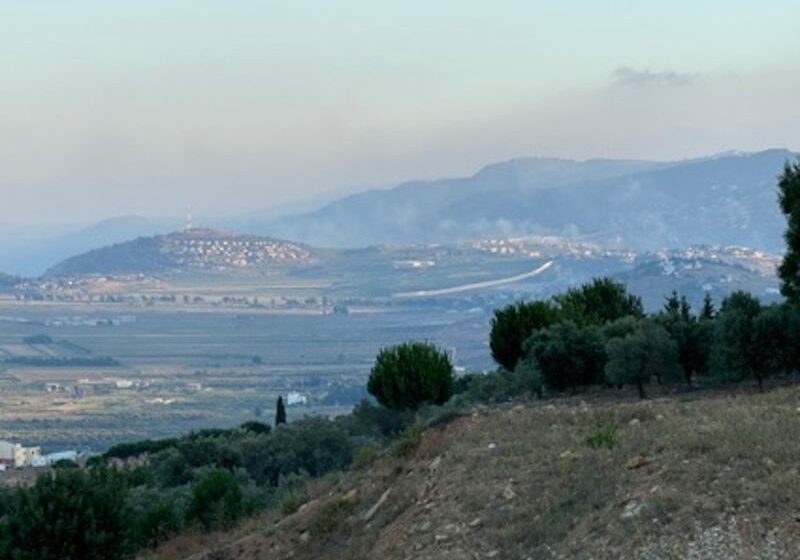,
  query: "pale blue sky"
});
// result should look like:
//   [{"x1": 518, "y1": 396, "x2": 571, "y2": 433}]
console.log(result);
[{"x1": 1, "y1": 1, "x2": 799, "y2": 223}]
